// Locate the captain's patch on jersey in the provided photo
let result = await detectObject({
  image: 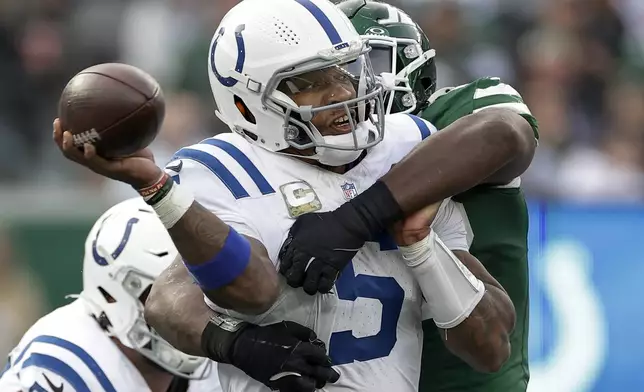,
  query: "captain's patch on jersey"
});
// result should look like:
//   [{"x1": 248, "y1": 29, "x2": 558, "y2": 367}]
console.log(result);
[{"x1": 280, "y1": 181, "x2": 322, "y2": 218}]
